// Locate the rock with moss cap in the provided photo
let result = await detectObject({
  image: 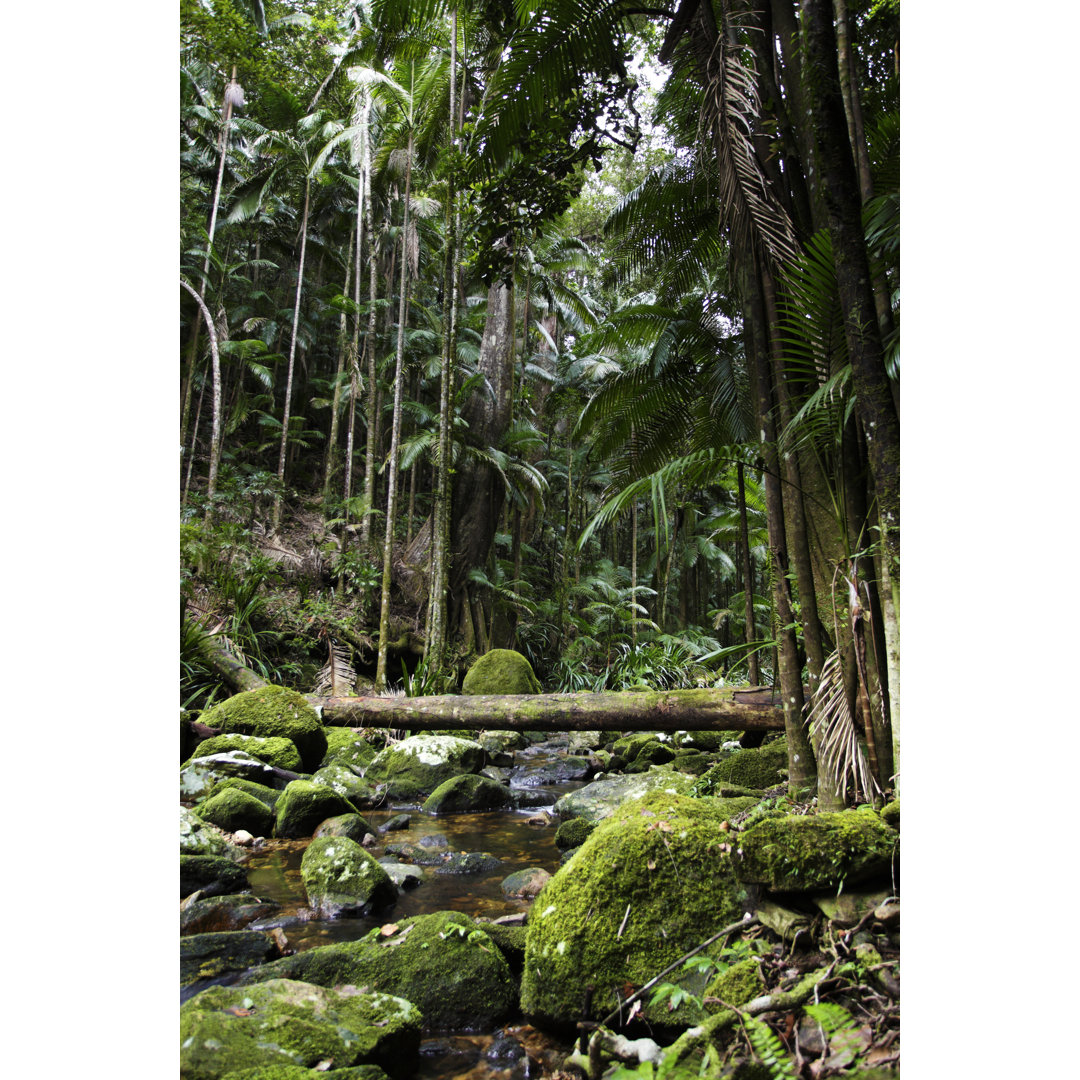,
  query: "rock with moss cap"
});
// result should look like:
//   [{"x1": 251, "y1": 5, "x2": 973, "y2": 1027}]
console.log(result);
[
  {"x1": 311, "y1": 764, "x2": 381, "y2": 808},
  {"x1": 180, "y1": 978, "x2": 421, "y2": 1079},
  {"x1": 734, "y1": 807, "x2": 899, "y2": 893},
  {"x1": 202, "y1": 686, "x2": 327, "y2": 772},
  {"x1": 181, "y1": 930, "x2": 282, "y2": 987},
  {"x1": 319, "y1": 729, "x2": 378, "y2": 771},
  {"x1": 422, "y1": 774, "x2": 513, "y2": 814},
  {"x1": 554, "y1": 817, "x2": 596, "y2": 850},
  {"x1": 182, "y1": 807, "x2": 246, "y2": 859},
  {"x1": 364, "y1": 735, "x2": 485, "y2": 802},
  {"x1": 880, "y1": 800, "x2": 899, "y2": 830},
  {"x1": 182, "y1": 751, "x2": 289, "y2": 799},
  {"x1": 313, "y1": 814, "x2": 377, "y2": 844},
  {"x1": 552, "y1": 767, "x2": 697, "y2": 824},
  {"x1": 181, "y1": 893, "x2": 281, "y2": 936},
  {"x1": 238, "y1": 911, "x2": 516, "y2": 1032},
  {"x1": 301, "y1": 836, "x2": 397, "y2": 918},
  {"x1": 704, "y1": 956, "x2": 766, "y2": 1013},
  {"x1": 275, "y1": 780, "x2": 359, "y2": 839},
  {"x1": 182, "y1": 854, "x2": 250, "y2": 899},
  {"x1": 187, "y1": 734, "x2": 304, "y2": 772},
  {"x1": 695, "y1": 739, "x2": 789, "y2": 792},
  {"x1": 197, "y1": 786, "x2": 276, "y2": 837},
  {"x1": 461, "y1": 649, "x2": 542, "y2": 695},
  {"x1": 206, "y1": 777, "x2": 283, "y2": 811},
  {"x1": 521, "y1": 790, "x2": 755, "y2": 1031}
]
